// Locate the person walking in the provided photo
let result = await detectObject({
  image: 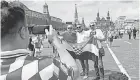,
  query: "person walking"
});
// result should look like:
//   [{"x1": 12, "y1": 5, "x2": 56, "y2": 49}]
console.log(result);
[
  {"x1": 107, "y1": 28, "x2": 114, "y2": 47},
  {"x1": 120, "y1": 29, "x2": 124, "y2": 38},
  {"x1": 34, "y1": 35, "x2": 43, "y2": 58},
  {"x1": 133, "y1": 27, "x2": 137, "y2": 39},
  {"x1": 28, "y1": 37, "x2": 35, "y2": 56},
  {"x1": 127, "y1": 28, "x2": 132, "y2": 40}
]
